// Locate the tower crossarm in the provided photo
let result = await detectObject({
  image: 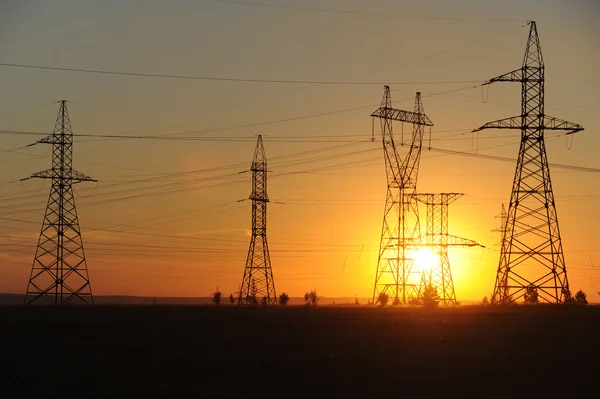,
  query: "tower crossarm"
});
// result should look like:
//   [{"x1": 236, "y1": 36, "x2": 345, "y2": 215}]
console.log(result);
[
  {"x1": 371, "y1": 107, "x2": 433, "y2": 127},
  {"x1": 473, "y1": 115, "x2": 584, "y2": 135},
  {"x1": 30, "y1": 168, "x2": 96, "y2": 182},
  {"x1": 445, "y1": 234, "x2": 483, "y2": 247},
  {"x1": 484, "y1": 67, "x2": 544, "y2": 84}
]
